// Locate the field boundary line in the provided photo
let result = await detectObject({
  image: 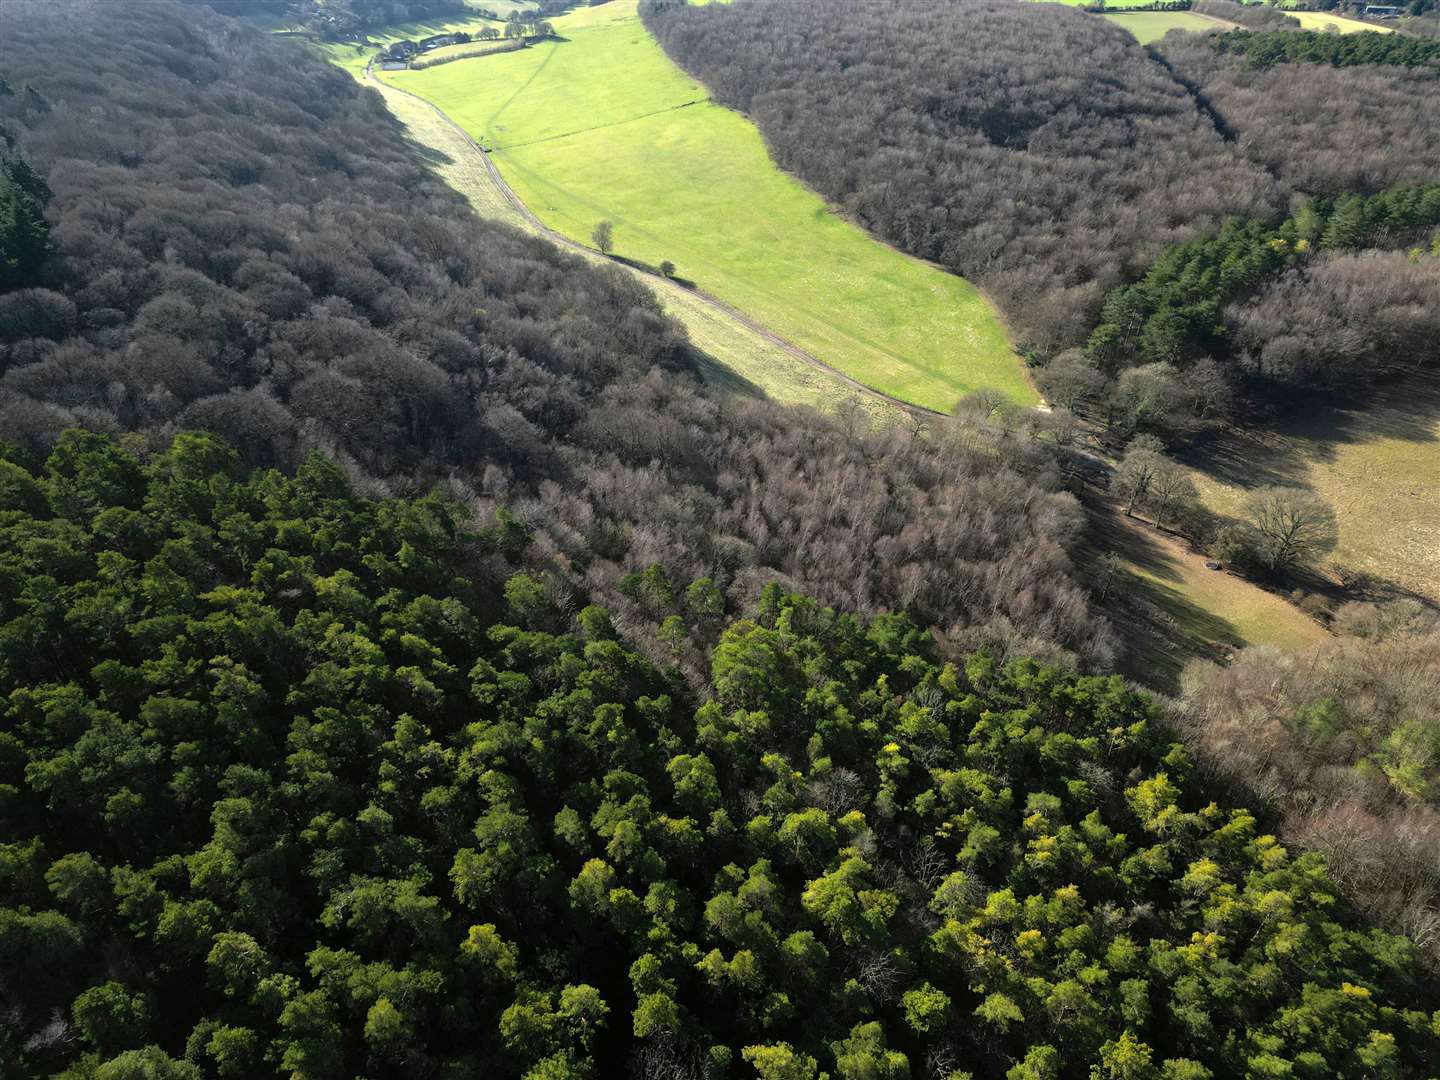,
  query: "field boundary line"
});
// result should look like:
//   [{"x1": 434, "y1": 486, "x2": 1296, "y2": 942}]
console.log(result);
[
  {"x1": 366, "y1": 64, "x2": 942, "y2": 418},
  {"x1": 499, "y1": 99, "x2": 703, "y2": 150}
]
